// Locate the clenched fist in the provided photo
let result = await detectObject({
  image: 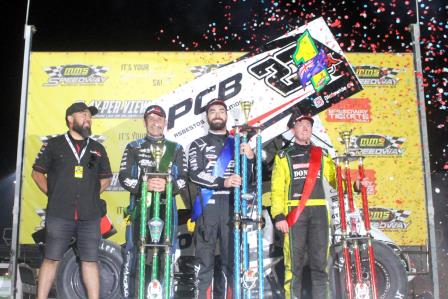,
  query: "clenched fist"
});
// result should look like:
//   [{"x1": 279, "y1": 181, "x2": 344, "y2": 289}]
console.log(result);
[
  {"x1": 224, "y1": 174, "x2": 242, "y2": 188},
  {"x1": 147, "y1": 177, "x2": 166, "y2": 192},
  {"x1": 275, "y1": 220, "x2": 289, "y2": 234}
]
